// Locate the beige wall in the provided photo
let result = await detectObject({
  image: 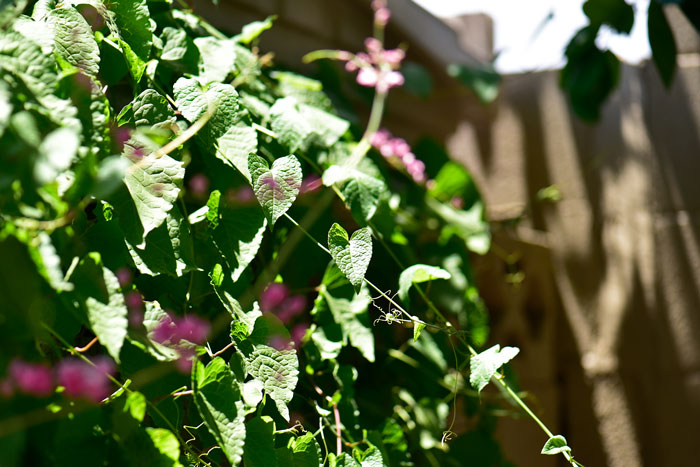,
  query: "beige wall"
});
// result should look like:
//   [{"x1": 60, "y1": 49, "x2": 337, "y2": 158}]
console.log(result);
[{"x1": 452, "y1": 58, "x2": 700, "y2": 466}]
